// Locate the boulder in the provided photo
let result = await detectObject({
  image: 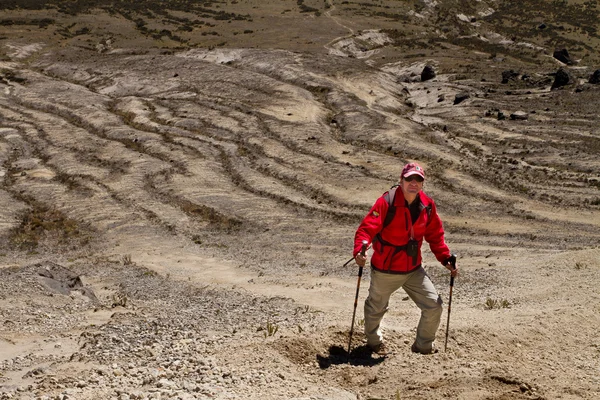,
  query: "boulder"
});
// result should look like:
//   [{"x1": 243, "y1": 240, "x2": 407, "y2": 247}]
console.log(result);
[
  {"x1": 551, "y1": 68, "x2": 571, "y2": 90},
  {"x1": 421, "y1": 64, "x2": 436, "y2": 81},
  {"x1": 453, "y1": 92, "x2": 470, "y2": 105},
  {"x1": 553, "y1": 48, "x2": 573, "y2": 65},
  {"x1": 589, "y1": 69, "x2": 600, "y2": 84}
]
